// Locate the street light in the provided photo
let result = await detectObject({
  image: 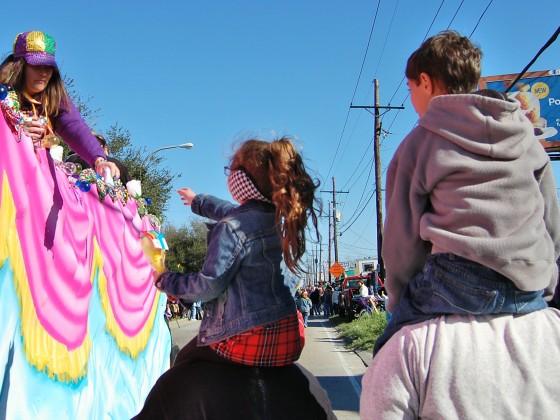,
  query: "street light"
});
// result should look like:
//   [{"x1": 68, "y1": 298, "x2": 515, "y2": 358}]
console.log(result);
[
  {"x1": 141, "y1": 142, "x2": 194, "y2": 185},
  {"x1": 142, "y1": 142, "x2": 194, "y2": 168}
]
